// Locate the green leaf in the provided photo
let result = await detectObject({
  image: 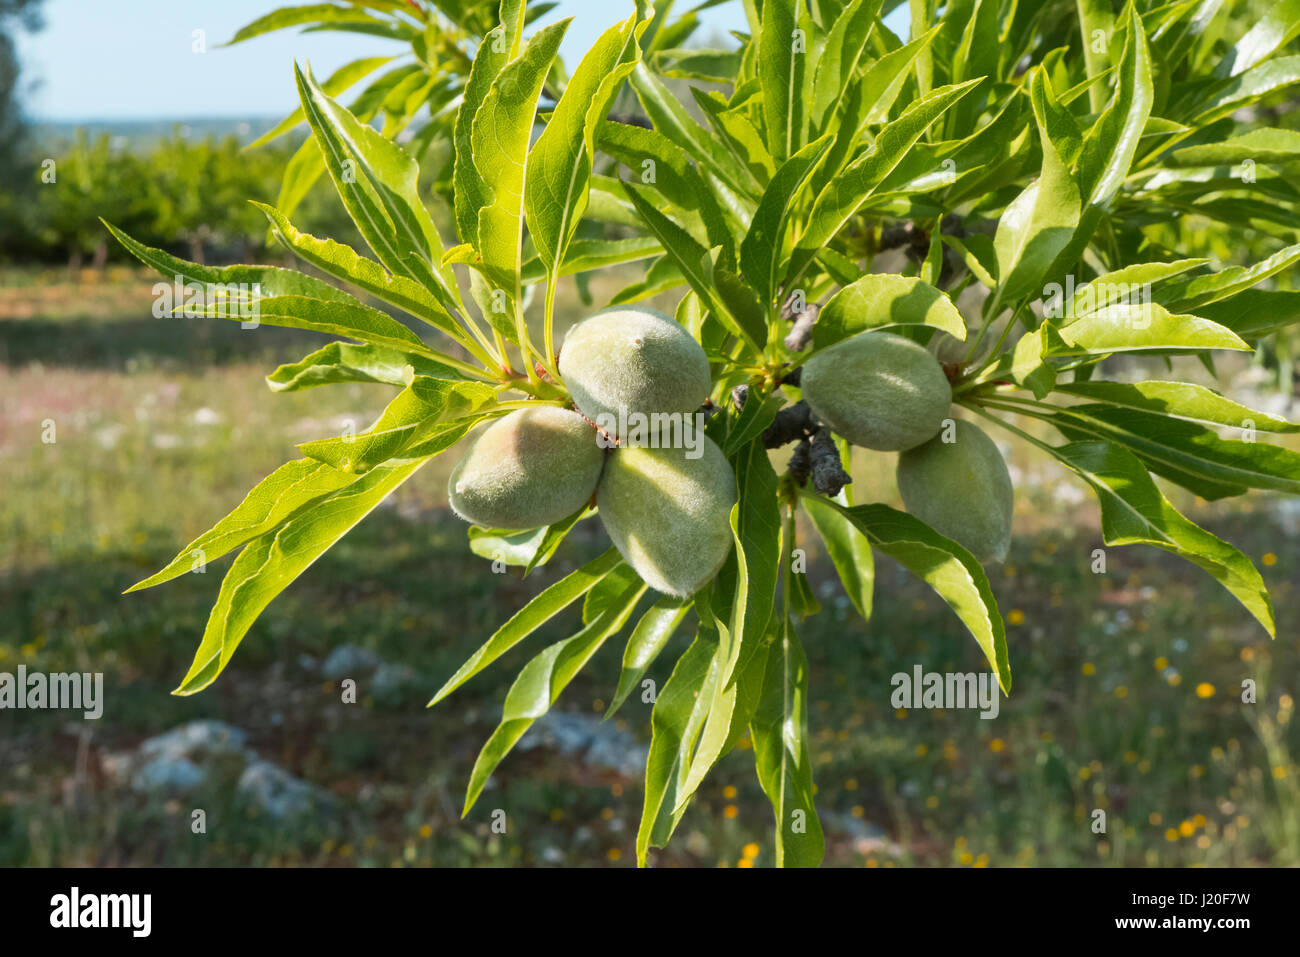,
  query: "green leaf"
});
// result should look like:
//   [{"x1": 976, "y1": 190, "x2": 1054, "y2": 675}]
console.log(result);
[
  {"x1": 524, "y1": 507, "x2": 594, "y2": 577},
  {"x1": 1043, "y1": 441, "x2": 1275, "y2": 636},
  {"x1": 991, "y1": 400, "x2": 1300, "y2": 499},
  {"x1": 675, "y1": 444, "x2": 781, "y2": 809},
  {"x1": 728, "y1": 444, "x2": 783, "y2": 664},
  {"x1": 454, "y1": 3, "x2": 528, "y2": 245},
  {"x1": 1077, "y1": 9, "x2": 1154, "y2": 211},
  {"x1": 942, "y1": 233, "x2": 998, "y2": 289},
  {"x1": 294, "y1": 62, "x2": 454, "y2": 302},
  {"x1": 992, "y1": 108, "x2": 1081, "y2": 302},
  {"x1": 273, "y1": 131, "x2": 329, "y2": 226},
  {"x1": 691, "y1": 88, "x2": 774, "y2": 191},
  {"x1": 276, "y1": 60, "x2": 417, "y2": 221},
  {"x1": 1054, "y1": 381, "x2": 1299, "y2": 433},
  {"x1": 1028, "y1": 68, "x2": 1083, "y2": 168},
  {"x1": 245, "y1": 55, "x2": 394, "y2": 149},
  {"x1": 1157, "y1": 243, "x2": 1300, "y2": 311},
  {"x1": 758, "y1": 0, "x2": 804, "y2": 161},
  {"x1": 266, "y1": 341, "x2": 467, "y2": 392},
  {"x1": 173, "y1": 458, "x2": 430, "y2": 695},
  {"x1": 620, "y1": 183, "x2": 763, "y2": 353},
  {"x1": 810, "y1": 0, "x2": 883, "y2": 130},
  {"x1": 803, "y1": 495, "x2": 874, "y2": 620},
  {"x1": 300, "y1": 17, "x2": 419, "y2": 42},
  {"x1": 464, "y1": 507, "x2": 591, "y2": 578},
  {"x1": 189, "y1": 294, "x2": 435, "y2": 355},
  {"x1": 471, "y1": 20, "x2": 570, "y2": 306},
  {"x1": 711, "y1": 260, "x2": 769, "y2": 349},
  {"x1": 126, "y1": 459, "x2": 356, "y2": 593},
  {"x1": 468, "y1": 525, "x2": 550, "y2": 567},
  {"x1": 428, "y1": 547, "x2": 624, "y2": 706},
  {"x1": 739, "y1": 134, "x2": 833, "y2": 307},
  {"x1": 920, "y1": 229, "x2": 943, "y2": 288},
  {"x1": 255, "y1": 203, "x2": 477, "y2": 350},
  {"x1": 606, "y1": 597, "x2": 692, "y2": 718},
  {"x1": 1194, "y1": 290, "x2": 1300, "y2": 339},
  {"x1": 583, "y1": 563, "x2": 641, "y2": 625},
  {"x1": 1050, "y1": 302, "x2": 1249, "y2": 355},
  {"x1": 521, "y1": 237, "x2": 663, "y2": 283},
  {"x1": 464, "y1": 579, "x2": 645, "y2": 814},
  {"x1": 103, "y1": 220, "x2": 357, "y2": 306},
  {"x1": 812, "y1": 274, "x2": 966, "y2": 350},
  {"x1": 723, "y1": 394, "x2": 785, "y2": 457},
  {"x1": 1217, "y1": 0, "x2": 1300, "y2": 76},
  {"x1": 1010, "y1": 325, "x2": 1058, "y2": 399},
  {"x1": 817, "y1": 501, "x2": 1011, "y2": 695},
  {"x1": 673, "y1": 514, "x2": 751, "y2": 810},
  {"x1": 597, "y1": 118, "x2": 736, "y2": 247},
  {"x1": 607, "y1": 255, "x2": 688, "y2": 306},
  {"x1": 298, "y1": 376, "x2": 491, "y2": 472},
  {"x1": 1187, "y1": 56, "x2": 1300, "y2": 126},
  {"x1": 1075, "y1": 0, "x2": 1116, "y2": 113},
  {"x1": 1167, "y1": 128, "x2": 1300, "y2": 167},
  {"x1": 299, "y1": 423, "x2": 420, "y2": 474},
  {"x1": 526, "y1": 13, "x2": 640, "y2": 273},
  {"x1": 750, "y1": 615, "x2": 823, "y2": 867},
  {"x1": 226, "y1": 4, "x2": 387, "y2": 45},
  {"x1": 1057, "y1": 259, "x2": 1210, "y2": 318},
  {"x1": 790, "y1": 79, "x2": 981, "y2": 280},
  {"x1": 628, "y1": 61, "x2": 755, "y2": 199},
  {"x1": 652, "y1": 47, "x2": 743, "y2": 82},
  {"x1": 637, "y1": 625, "x2": 720, "y2": 863},
  {"x1": 788, "y1": 566, "x2": 822, "y2": 621}
]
